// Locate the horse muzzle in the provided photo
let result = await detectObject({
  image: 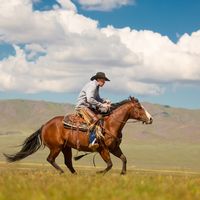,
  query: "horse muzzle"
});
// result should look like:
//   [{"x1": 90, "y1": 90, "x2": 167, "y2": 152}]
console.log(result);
[{"x1": 143, "y1": 117, "x2": 153, "y2": 124}]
